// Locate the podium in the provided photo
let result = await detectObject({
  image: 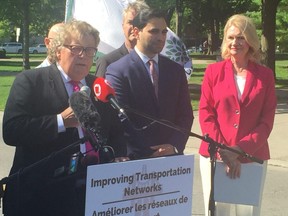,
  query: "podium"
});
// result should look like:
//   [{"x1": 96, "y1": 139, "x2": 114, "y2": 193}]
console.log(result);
[{"x1": 85, "y1": 154, "x2": 194, "y2": 216}]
